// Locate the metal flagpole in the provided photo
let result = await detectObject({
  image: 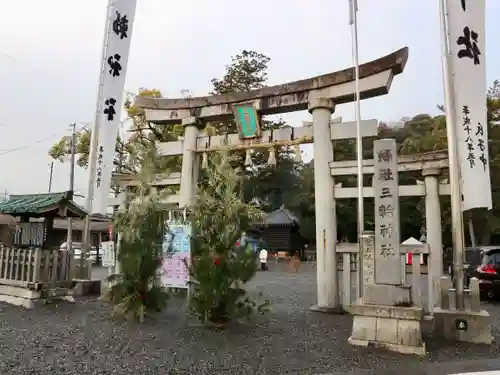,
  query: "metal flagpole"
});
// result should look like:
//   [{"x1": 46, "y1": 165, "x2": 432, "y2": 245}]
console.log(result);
[
  {"x1": 67, "y1": 122, "x2": 77, "y2": 268},
  {"x1": 349, "y1": 0, "x2": 364, "y2": 298},
  {"x1": 80, "y1": 0, "x2": 113, "y2": 279},
  {"x1": 438, "y1": 0, "x2": 466, "y2": 309}
]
